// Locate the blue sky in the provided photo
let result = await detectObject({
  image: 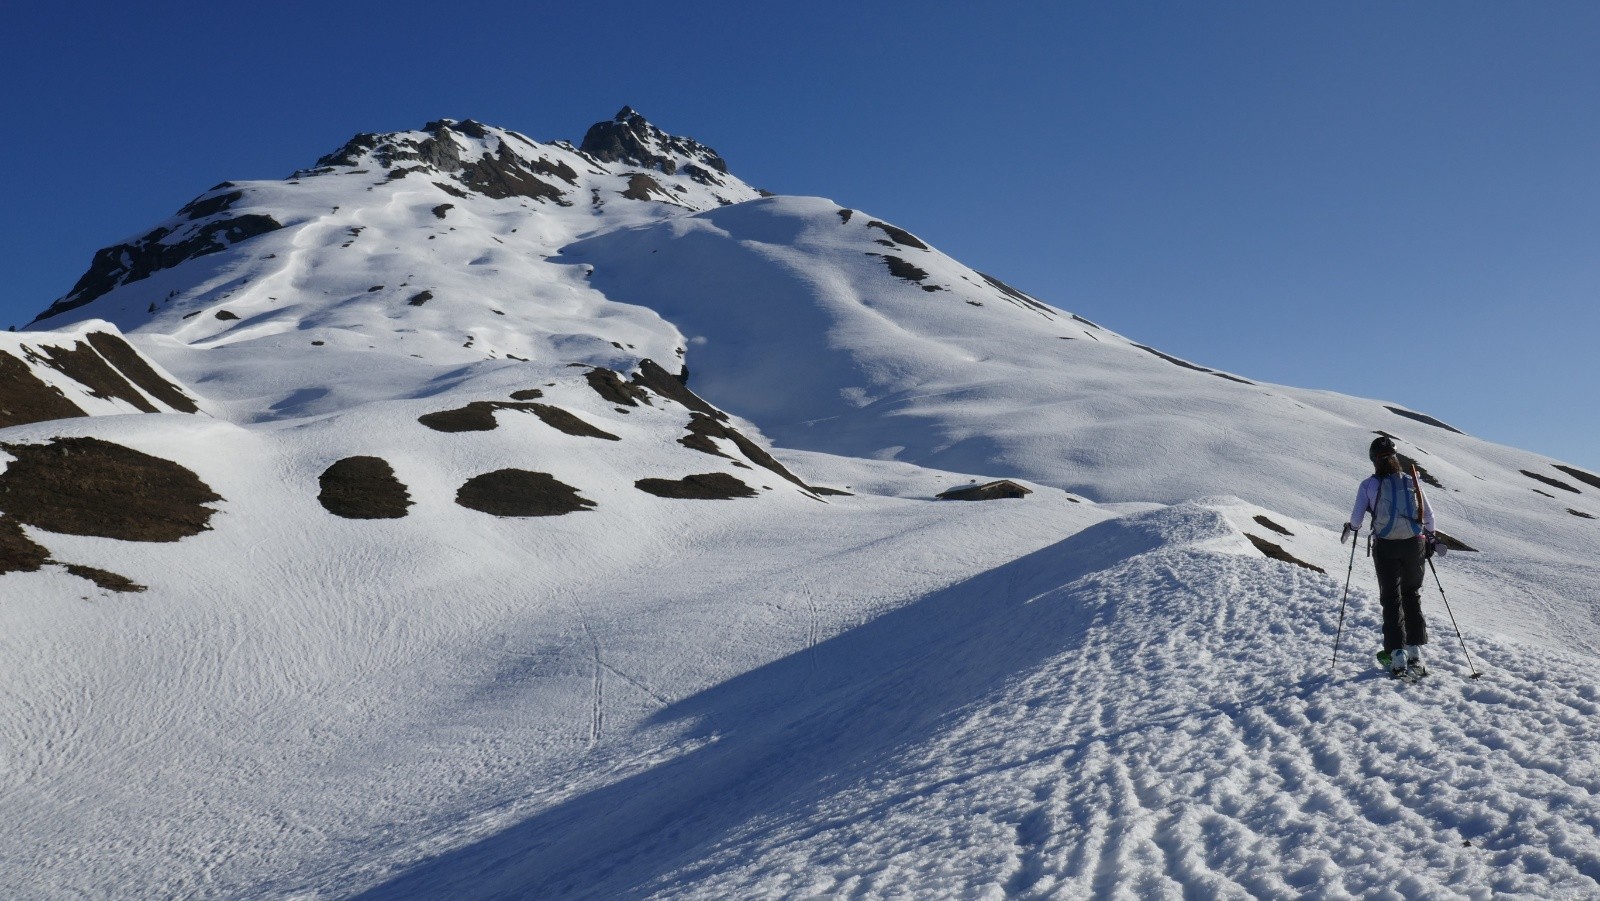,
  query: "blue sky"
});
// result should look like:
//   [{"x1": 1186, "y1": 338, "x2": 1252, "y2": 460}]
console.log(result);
[{"x1": 3, "y1": 1, "x2": 1597, "y2": 472}]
